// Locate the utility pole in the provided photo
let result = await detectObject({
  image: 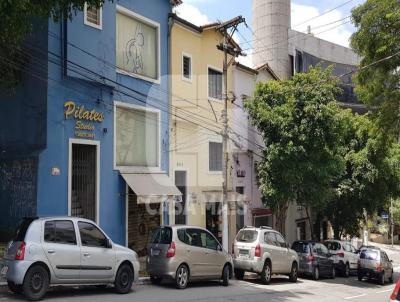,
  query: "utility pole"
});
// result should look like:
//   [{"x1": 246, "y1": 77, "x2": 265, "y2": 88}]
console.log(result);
[{"x1": 216, "y1": 16, "x2": 246, "y2": 251}]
